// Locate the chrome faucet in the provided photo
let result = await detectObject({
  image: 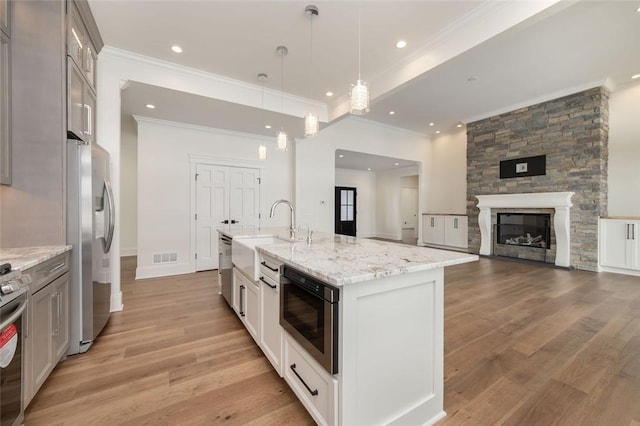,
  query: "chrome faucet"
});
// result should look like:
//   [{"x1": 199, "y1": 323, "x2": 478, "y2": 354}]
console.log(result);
[{"x1": 269, "y1": 199, "x2": 296, "y2": 237}]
